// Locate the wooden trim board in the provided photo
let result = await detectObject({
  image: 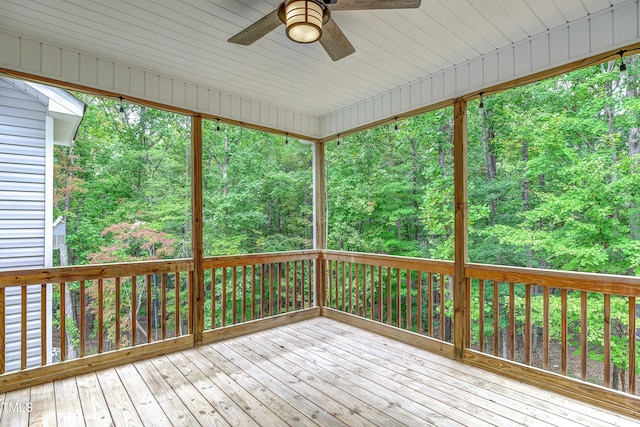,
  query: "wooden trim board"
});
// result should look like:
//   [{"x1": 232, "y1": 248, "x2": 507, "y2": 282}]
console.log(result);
[
  {"x1": 322, "y1": 307, "x2": 455, "y2": 358},
  {"x1": 0, "y1": 336, "x2": 193, "y2": 393},
  {"x1": 463, "y1": 349, "x2": 640, "y2": 419},
  {"x1": 202, "y1": 307, "x2": 321, "y2": 344}
]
